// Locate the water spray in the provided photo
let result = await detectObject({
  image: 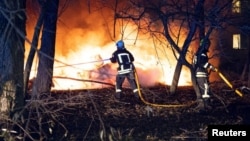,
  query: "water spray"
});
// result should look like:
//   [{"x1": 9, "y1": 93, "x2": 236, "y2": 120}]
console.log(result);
[{"x1": 54, "y1": 58, "x2": 110, "y2": 68}]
